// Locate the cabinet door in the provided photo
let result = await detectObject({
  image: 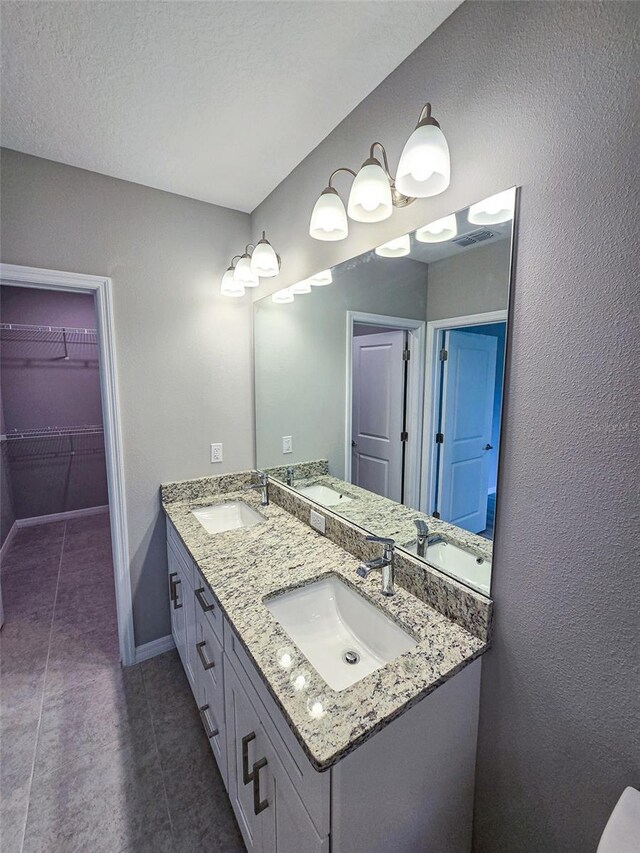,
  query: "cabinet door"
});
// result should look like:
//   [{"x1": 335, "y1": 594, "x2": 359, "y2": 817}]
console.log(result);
[
  {"x1": 167, "y1": 546, "x2": 186, "y2": 666},
  {"x1": 196, "y1": 615, "x2": 227, "y2": 785},
  {"x1": 225, "y1": 660, "x2": 271, "y2": 852},
  {"x1": 197, "y1": 670, "x2": 228, "y2": 787}
]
